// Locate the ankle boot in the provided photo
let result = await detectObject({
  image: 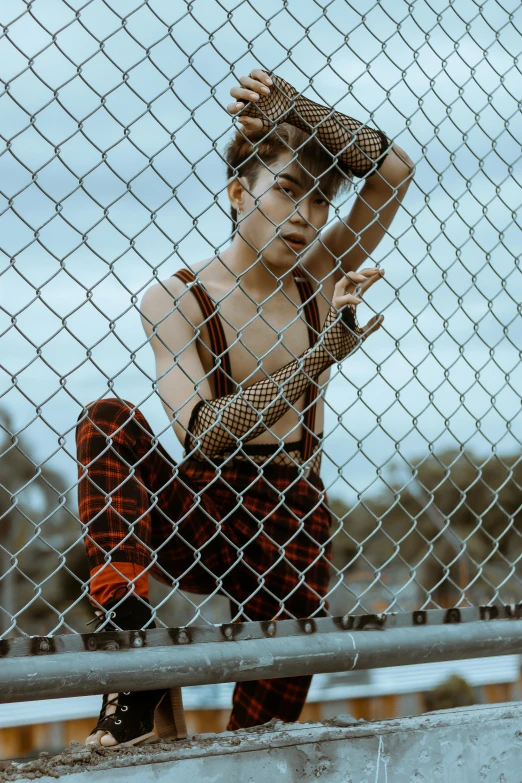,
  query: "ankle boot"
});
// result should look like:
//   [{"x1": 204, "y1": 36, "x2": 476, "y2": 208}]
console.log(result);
[{"x1": 86, "y1": 594, "x2": 187, "y2": 746}]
